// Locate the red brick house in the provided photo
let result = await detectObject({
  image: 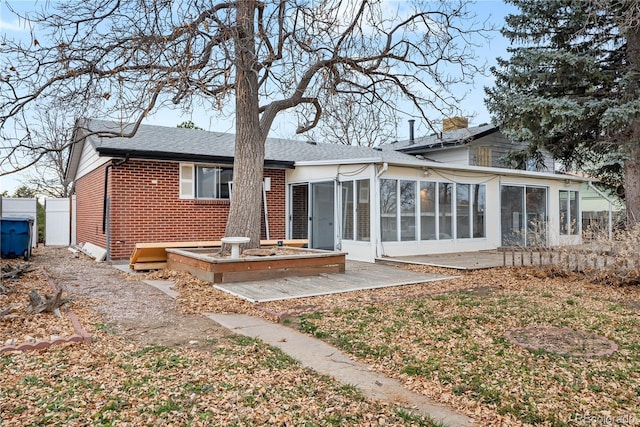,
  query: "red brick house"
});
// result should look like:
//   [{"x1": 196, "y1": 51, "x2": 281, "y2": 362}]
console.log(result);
[{"x1": 65, "y1": 119, "x2": 292, "y2": 260}]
